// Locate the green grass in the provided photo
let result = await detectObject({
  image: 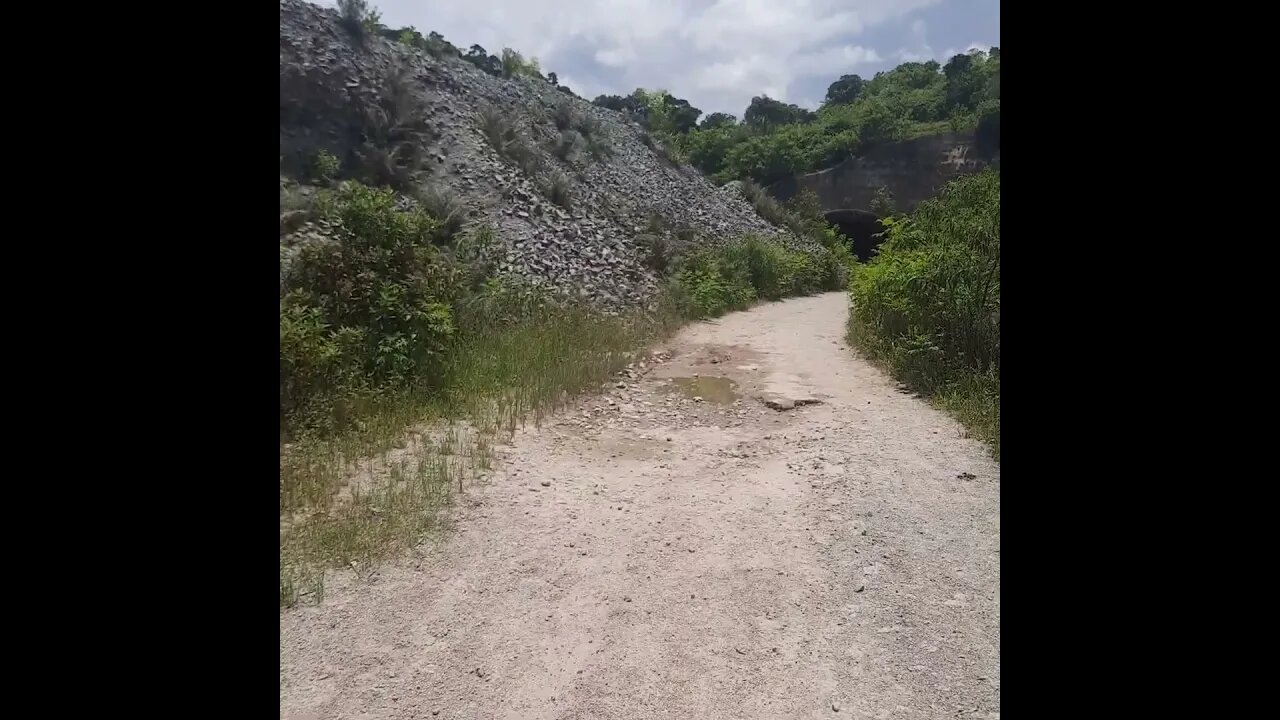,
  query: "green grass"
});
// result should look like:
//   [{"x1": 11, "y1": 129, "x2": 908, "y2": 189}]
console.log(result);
[
  {"x1": 280, "y1": 297, "x2": 684, "y2": 606},
  {"x1": 935, "y1": 372, "x2": 999, "y2": 459}
]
